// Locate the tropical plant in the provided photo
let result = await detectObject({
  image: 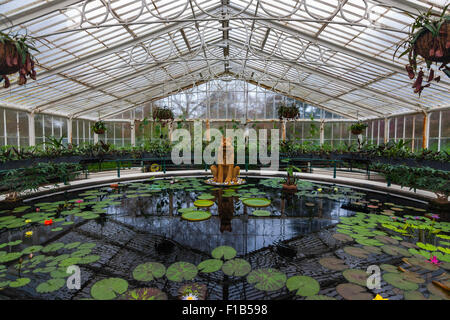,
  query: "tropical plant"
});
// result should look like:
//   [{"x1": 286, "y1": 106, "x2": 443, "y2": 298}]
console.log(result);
[
  {"x1": 0, "y1": 31, "x2": 38, "y2": 88},
  {"x1": 394, "y1": 5, "x2": 450, "y2": 95}
]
